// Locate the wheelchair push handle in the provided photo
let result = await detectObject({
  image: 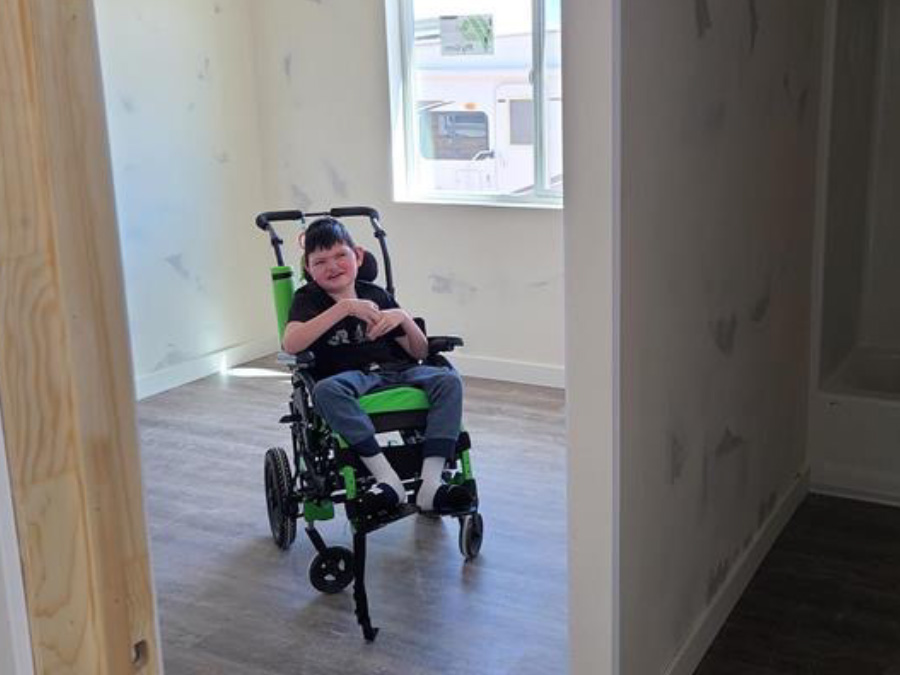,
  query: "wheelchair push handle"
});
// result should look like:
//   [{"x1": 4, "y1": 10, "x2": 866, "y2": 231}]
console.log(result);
[
  {"x1": 255, "y1": 211, "x2": 305, "y2": 267},
  {"x1": 255, "y1": 210, "x2": 304, "y2": 231},
  {"x1": 329, "y1": 206, "x2": 381, "y2": 222}
]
